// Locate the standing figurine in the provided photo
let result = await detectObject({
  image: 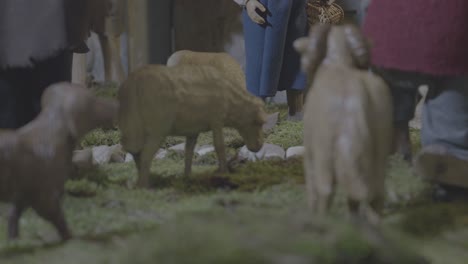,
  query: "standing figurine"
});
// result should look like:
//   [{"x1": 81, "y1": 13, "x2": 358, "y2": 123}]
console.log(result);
[
  {"x1": 295, "y1": 24, "x2": 393, "y2": 224},
  {"x1": 233, "y1": 0, "x2": 308, "y2": 120},
  {"x1": 118, "y1": 64, "x2": 266, "y2": 188},
  {"x1": 0, "y1": 83, "x2": 118, "y2": 241},
  {"x1": 0, "y1": 0, "x2": 92, "y2": 129},
  {"x1": 363, "y1": 1, "x2": 468, "y2": 194}
]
